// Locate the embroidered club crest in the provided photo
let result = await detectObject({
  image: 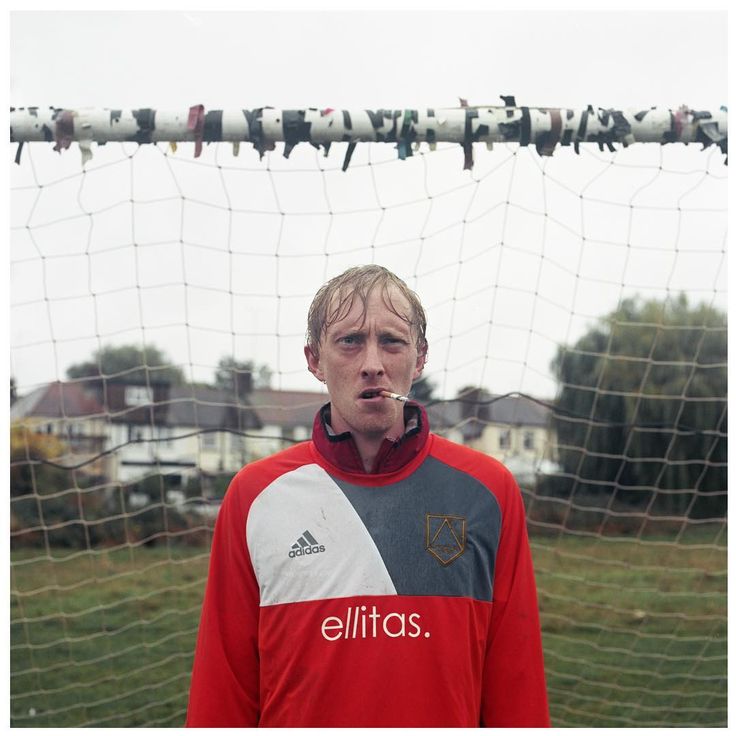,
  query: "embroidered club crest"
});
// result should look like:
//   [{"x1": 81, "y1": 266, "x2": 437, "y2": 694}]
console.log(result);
[{"x1": 425, "y1": 514, "x2": 466, "y2": 566}]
